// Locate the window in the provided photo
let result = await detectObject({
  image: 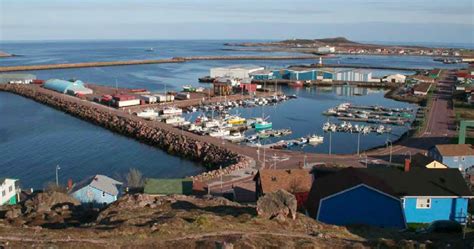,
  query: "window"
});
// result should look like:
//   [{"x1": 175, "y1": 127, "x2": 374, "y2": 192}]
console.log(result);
[
  {"x1": 416, "y1": 198, "x2": 431, "y2": 209},
  {"x1": 454, "y1": 156, "x2": 459, "y2": 162},
  {"x1": 102, "y1": 192, "x2": 106, "y2": 197},
  {"x1": 8, "y1": 186, "x2": 12, "y2": 193},
  {"x1": 462, "y1": 156, "x2": 466, "y2": 161},
  {"x1": 1, "y1": 191, "x2": 5, "y2": 197}
]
